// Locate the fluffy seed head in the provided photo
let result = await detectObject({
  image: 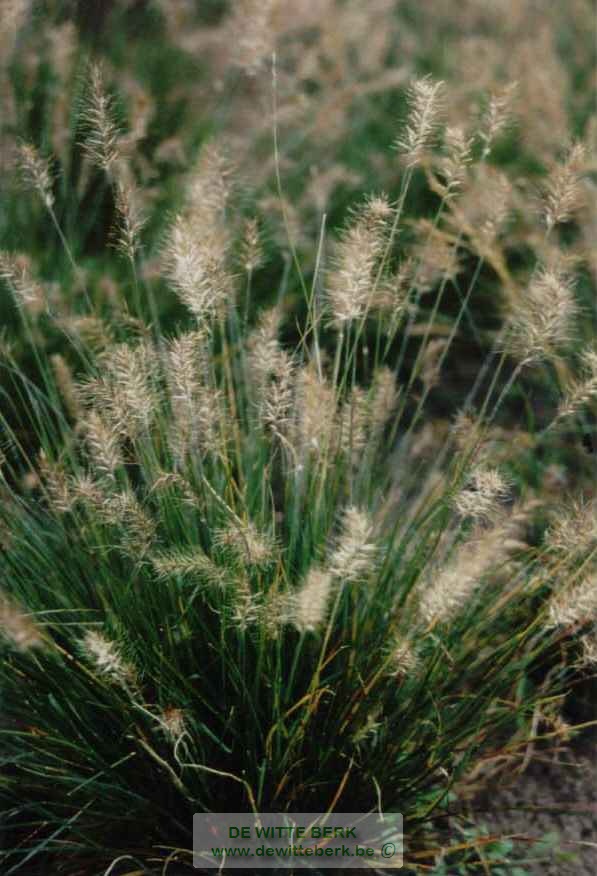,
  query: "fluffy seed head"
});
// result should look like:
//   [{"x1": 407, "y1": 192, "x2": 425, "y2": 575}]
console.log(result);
[
  {"x1": 508, "y1": 267, "x2": 578, "y2": 361},
  {"x1": 386, "y1": 636, "x2": 419, "y2": 677},
  {"x1": 164, "y1": 215, "x2": 233, "y2": 323},
  {"x1": 328, "y1": 506, "x2": 378, "y2": 584},
  {"x1": 454, "y1": 467, "x2": 511, "y2": 522},
  {"x1": 293, "y1": 364, "x2": 336, "y2": 455},
  {"x1": 544, "y1": 143, "x2": 586, "y2": 231},
  {"x1": 166, "y1": 331, "x2": 219, "y2": 463},
  {"x1": 556, "y1": 349, "x2": 597, "y2": 422},
  {"x1": 247, "y1": 308, "x2": 283, "y2": 389},
  {"x1": 50, "y1": 354, "x2": 79, "y2": 420},
  {"x1": 246, "y1": 308, "x2": 294, "y2": 437},
  {"x1": 163, "y1": 145, "x2": 232, "y2": 323},
  {"x1": 419, "y1": 511, "x2": 526, "y2": 624},
  {"x1": 231, "y1": 577, "x2": 260, "y2": 632},
  {"x1": 0, "y1": 251, "x2": 46, "y2": 316},
  {"x1": 395, "y1": 76, "x2": 444, "y2": 167},
  {"x1": 109, "y1": 491, "x2": 156, "y2": 558},
  {"x1": 152, "y1": 549, "x2": 226, "y2": 587},
  {"x1": 81, "y1": 63, "x2": 120, "y2": 173},
  {"x1": 187, "y1": 142, "x2": 231, "y2": 218},
  {"x1": 214, "y1": 522, "x2": 275, "y2": 567},
  {"x1": 228, "y1": 0, "x2": 275, "y2": 74},
  {"x1": 77, "y1": 343, "x2": 156, "y2": 442},
  {"x1": 420, "y1": 338, "x2": 448, "y2": 392},
  {"x1": 326, "y1": 195, "x2": 390, "y2": 326},
  {"x1": 547, "y1": 498, "x2": 597, "y2": 554},
  {"x1": 160, "y1": 707, "x2": 186, "y2": 741},
  {"x1": 435, "y1": 125, "x2": 473, "y2": 198},
  {"x1": 16, "y1": 143, "x2": 54, "y2": 208},
  {"x1": 113, "y1": 181, "x2": 146, "y2": 262},
  {"x1": 369, "y1": 367, "x2": 400, "y2": 444},
  {"x1": 547, "y1": 573, "x2": 597, "y2": 628},
  {"x1": 57, "y1": 316, "x2": 111, "y2": 351},
  {"x1": 70, "y1": 474, "x2": 107, "y2": 511},
  {"x1": 81, "y1": 630, "x2": 137, "y2": 688},
  {"x1": 101, "y1": 343, "x2": 156, "y2": 438},
  {"x1": 167, "y1": 331, "x2": 208, "y2": 406},
  {"x1": 261, "y1": 351, "x2": 294, "y2": 439},
  {"x1": 581, "y1": 632, "x2": 597, "y2": 666},
  {"x1": 0, "y1": 594, "x2": 43, "y2": 651},
  {"x1": 240, "y1": 217, "x2": 263, "y2": 273},
  {"x1": 338, "y1": 387, "x2": 369, "y2": 463},
  {"x1": 479, "y1": 82, "x2": 518, "y2": 159},
  {"x1": 291, "y1": 567, "x2": 333, "y2": 633},
  {"x1": 450, "y1": 411, "x2": 483, "y2": 453},
  {"x1": 38, "y1": 450, "x2": 73, "y2": 514},
  {"x1": 85, "y1": 410, "x2": 122, "y2": 480},
  {"x1": 410, "y1": 224, "x2": 459, "y2": 294},
  {"x1": 449, "y1": 167, "x2": 512, "y2": 253},
  {"x1": 371, "y1": 262, "x2": 411, "y2": 333}
]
